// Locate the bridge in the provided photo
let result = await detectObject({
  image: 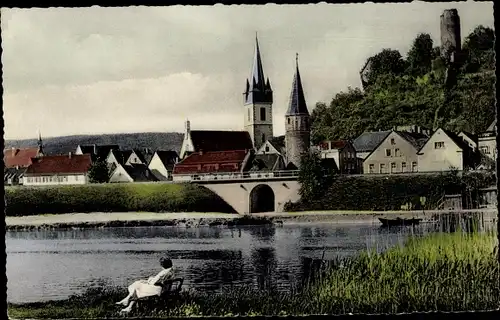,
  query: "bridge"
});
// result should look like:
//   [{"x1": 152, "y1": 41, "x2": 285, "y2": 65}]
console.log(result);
[{"x1": 172, "y1": 170, "x2": 301, "y2": 214}]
